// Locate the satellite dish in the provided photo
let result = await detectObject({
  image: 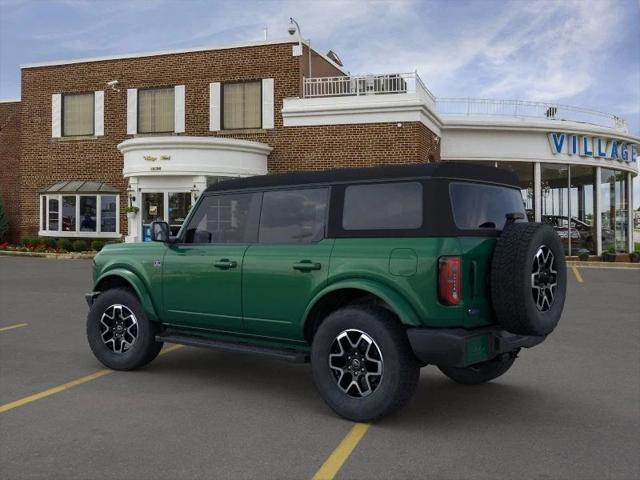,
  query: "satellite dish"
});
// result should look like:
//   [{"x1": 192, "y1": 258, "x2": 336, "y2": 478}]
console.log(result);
[{"x1": 326, "y1": 50, "x2": 343, "y2": 67}]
